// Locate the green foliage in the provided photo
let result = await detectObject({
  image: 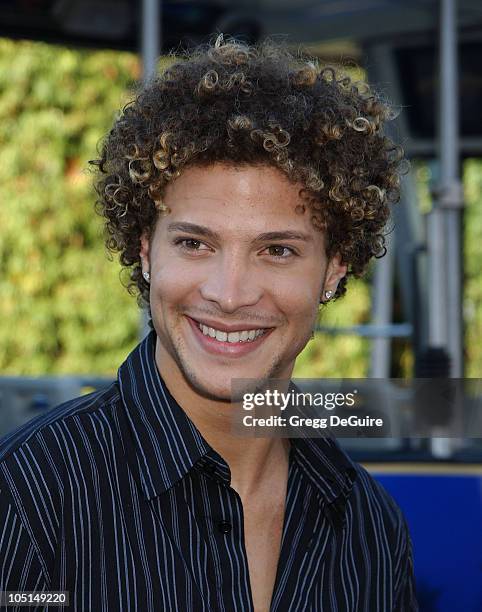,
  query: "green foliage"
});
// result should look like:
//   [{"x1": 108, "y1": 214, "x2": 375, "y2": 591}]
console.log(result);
[
  {"x1": 464, "y1": 159, "x2": 482, "y2": 377},
  {"x1": 0, "y1": 39, "x2": 141, "y2": 374},
  {"x1": 0, "y1": 39, "x2": 478, "y2": 378},
  {"x1": 0, "y1": 38, "x2": 374, "y2": 377},
  {"x1": 293, "y1": 278, "x2": 371, "y2": 377}
]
